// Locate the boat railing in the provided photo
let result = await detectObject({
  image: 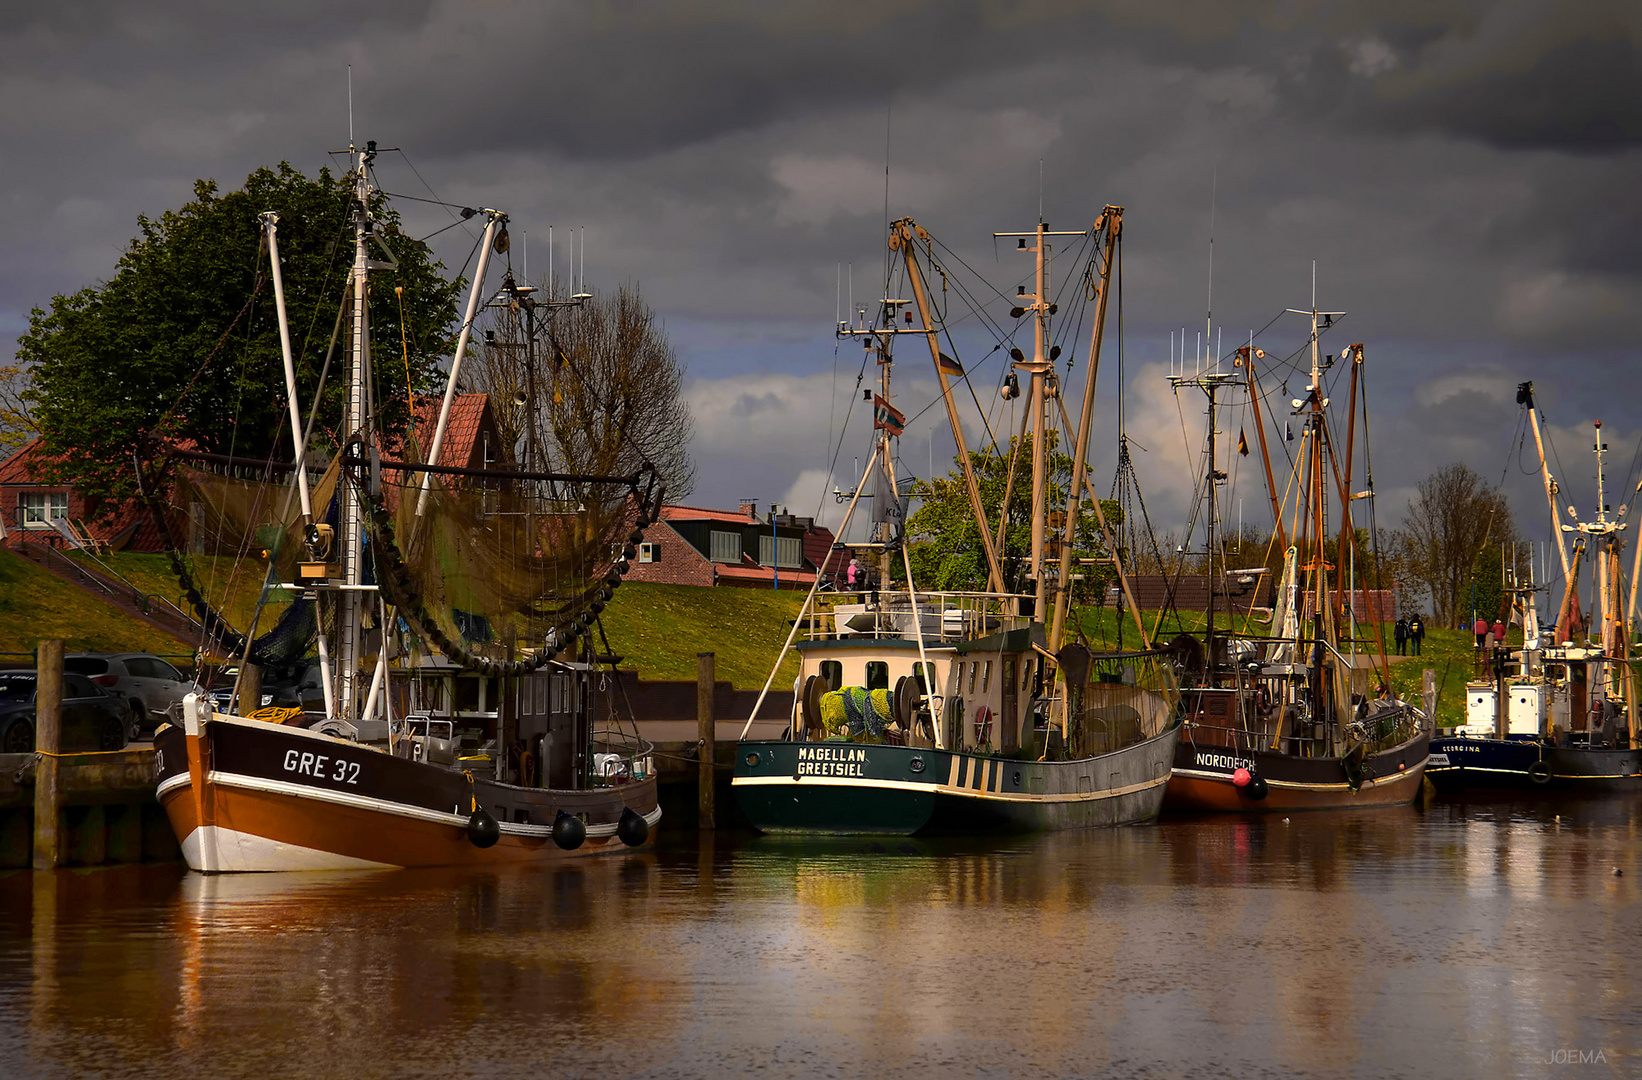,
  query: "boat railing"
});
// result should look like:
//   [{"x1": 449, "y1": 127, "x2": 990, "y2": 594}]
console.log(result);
[
  {"x1": 802, "y1": 589, "x2": 1033, "y2": 642},
  {"x1": 590, "y1": 726, "x2": 656, "y2": 784}
]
